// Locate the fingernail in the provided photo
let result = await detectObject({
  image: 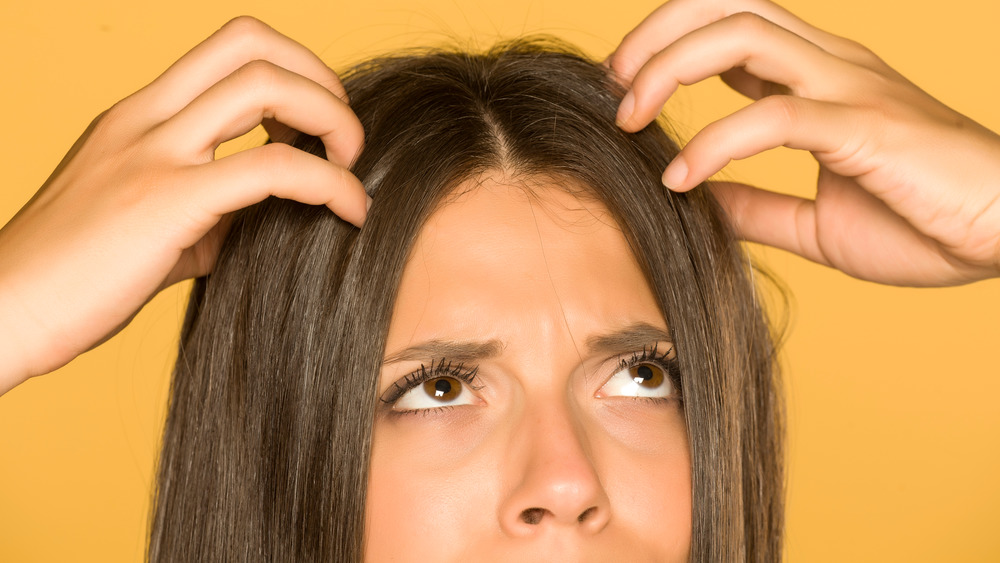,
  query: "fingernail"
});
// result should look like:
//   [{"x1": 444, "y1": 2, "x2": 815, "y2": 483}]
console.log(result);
[
  {"x1": 616, "y1": 91, "x2": 635, "y2": 128},
  {"x1": 366, "y1": 195, "x2": 373, "y2": 212},
  {"x1": 662, "y1": 156, "x2": 688, "y2": 191}
]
